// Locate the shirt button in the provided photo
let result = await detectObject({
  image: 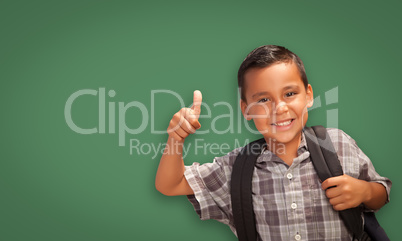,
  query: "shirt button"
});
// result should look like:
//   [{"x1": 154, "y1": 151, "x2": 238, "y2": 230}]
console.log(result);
[
  {"x1": 291, "y1": 202, "x2": 297, "y2": 209},
  {"x1": 287, "y1": 173, "x2": 293, "y2": 179},
  {"x1": 295, "y1": 234, "x2": 301, "y2": 240}
]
